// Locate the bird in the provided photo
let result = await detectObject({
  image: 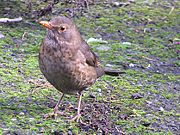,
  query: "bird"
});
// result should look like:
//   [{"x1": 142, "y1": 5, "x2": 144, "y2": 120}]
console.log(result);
[{"x1": 38, "y1": 16, "x2": 123, "y2": 121}]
